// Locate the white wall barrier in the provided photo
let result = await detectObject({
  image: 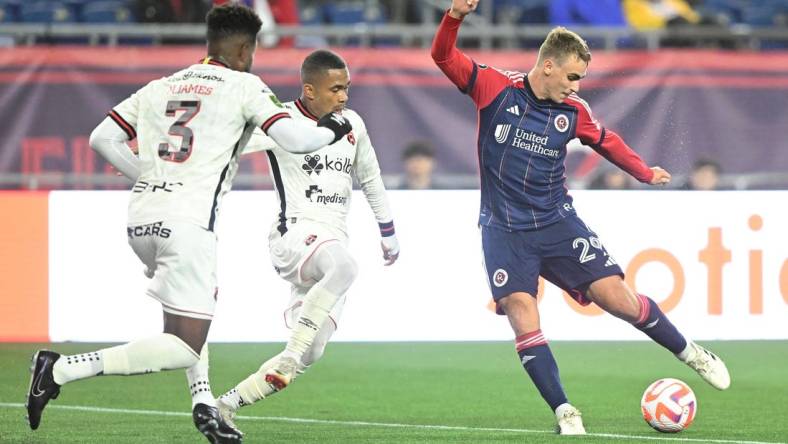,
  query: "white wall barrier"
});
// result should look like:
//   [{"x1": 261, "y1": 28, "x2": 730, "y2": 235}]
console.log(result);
[{"x1": 49, "y1": 190, "x2": 788, "y2": 342}]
